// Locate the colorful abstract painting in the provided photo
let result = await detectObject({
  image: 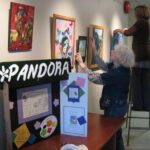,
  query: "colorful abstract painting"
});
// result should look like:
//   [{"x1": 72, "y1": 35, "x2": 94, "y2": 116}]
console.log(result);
[
  {"x1": 52, "y1": 14, "x2": 76, "y2": 67},
  {"x1": 88, "y1": 25, "x2": 104, "y2": 69},
  {"x1": 9, "y1": 2, "x2": 35, "y2": 51}
]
